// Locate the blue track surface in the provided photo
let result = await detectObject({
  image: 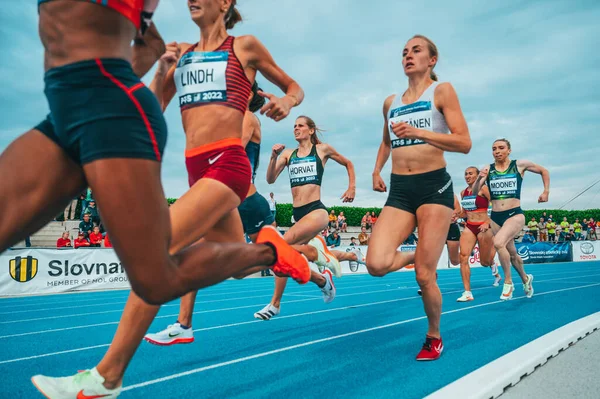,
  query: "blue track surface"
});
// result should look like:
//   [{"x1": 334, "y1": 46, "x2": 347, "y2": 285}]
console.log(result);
[{"x1": 1, "y1": 261, "x2": 600, "y2": 398}]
